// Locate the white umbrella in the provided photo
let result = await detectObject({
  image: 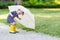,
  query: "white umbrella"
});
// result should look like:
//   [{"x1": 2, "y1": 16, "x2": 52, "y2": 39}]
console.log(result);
[{"x1": 8, "y1": 5, "x2": 35, "y2": 29}]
